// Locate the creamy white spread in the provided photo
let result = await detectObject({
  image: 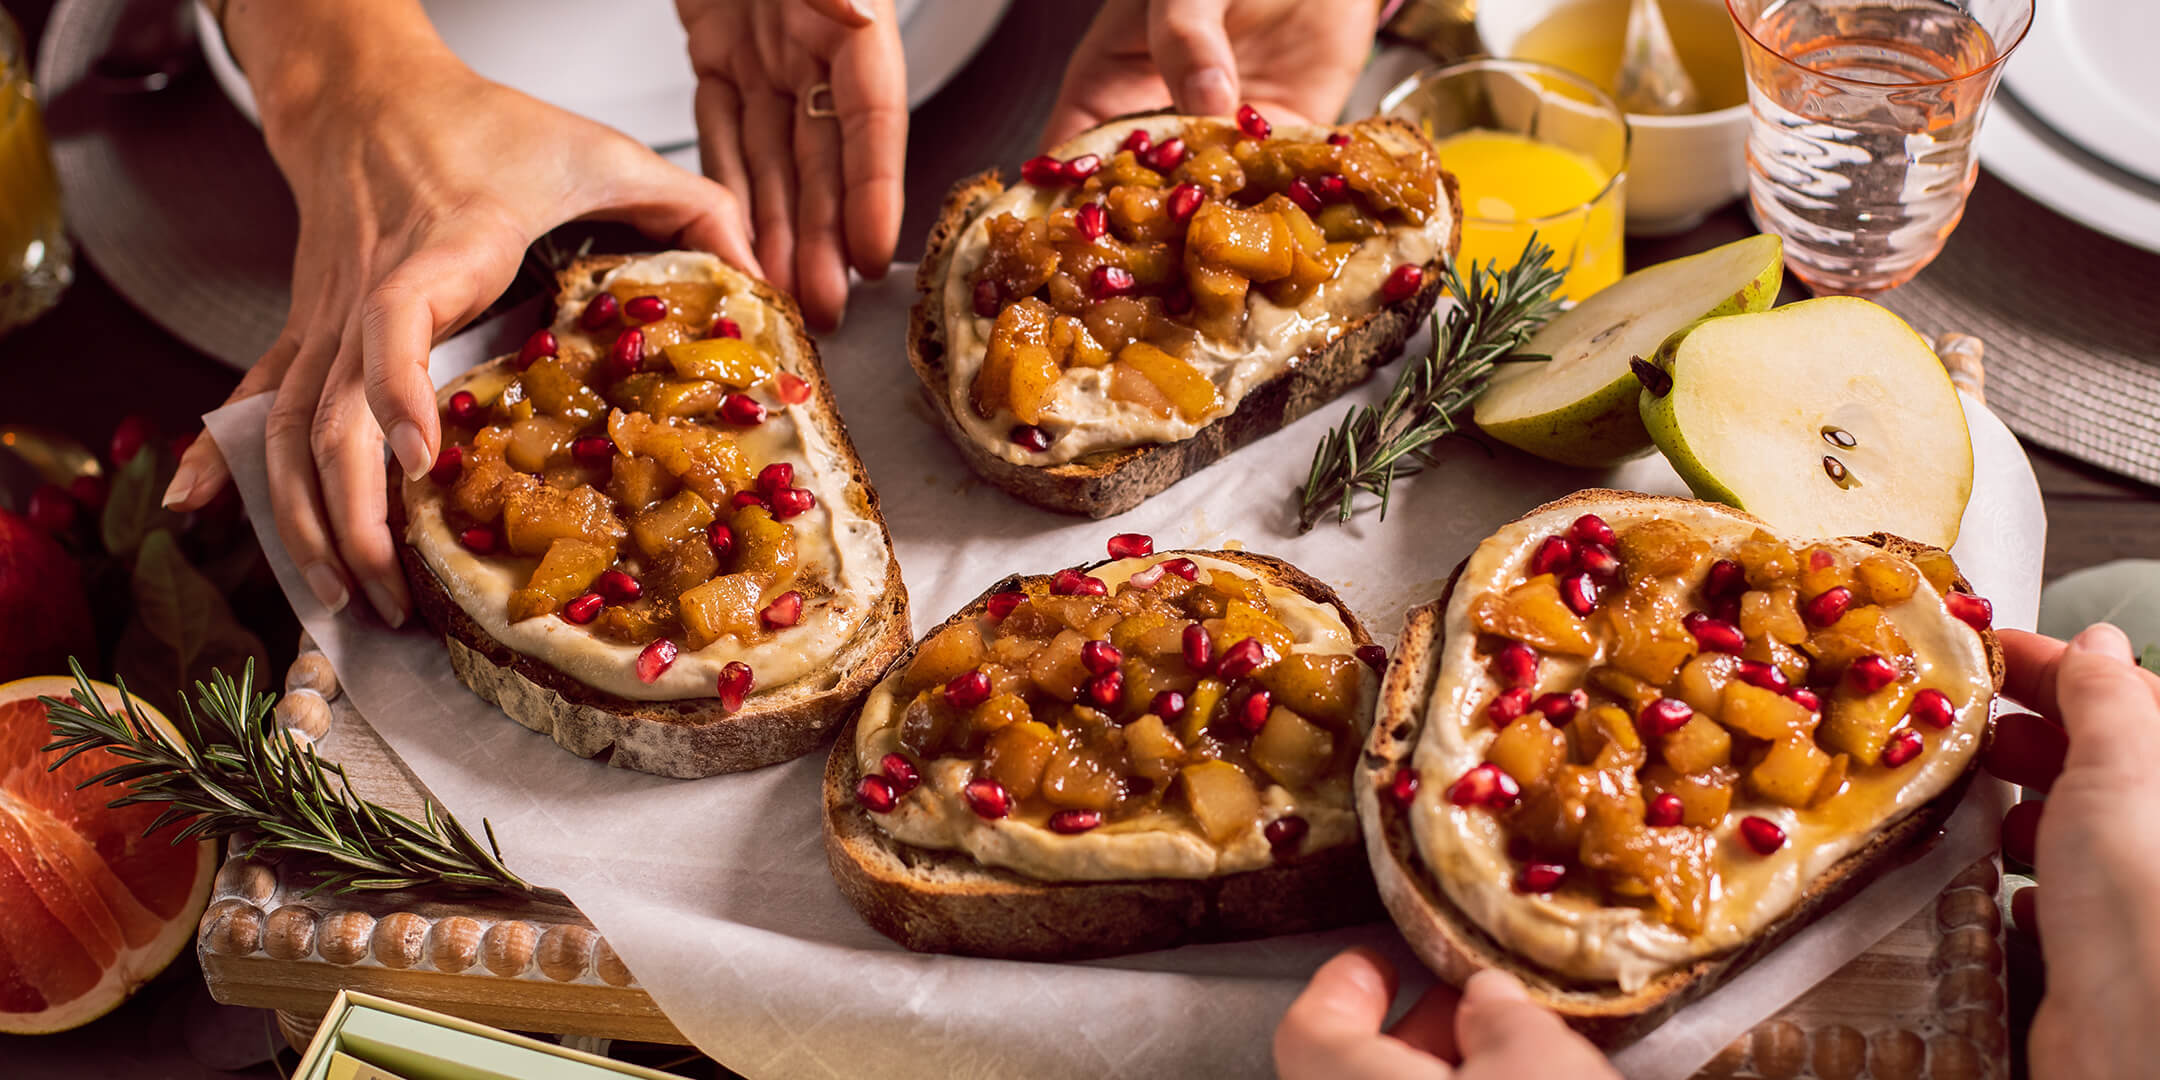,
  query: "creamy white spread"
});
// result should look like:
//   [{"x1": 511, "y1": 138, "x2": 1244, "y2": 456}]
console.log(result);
[
  {"x1": 856, "y1": 554, "x2": 1374, "y2": 881},
  {"x1": 940, "y1": 117, "x2": 1456, "y2": 466},
  {"x1": 1408, "y1": 504, "x2": 1994, "y2": 990},
  {"x1": 402, "y1": 252, "x2": 892, "y2": 702}
]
